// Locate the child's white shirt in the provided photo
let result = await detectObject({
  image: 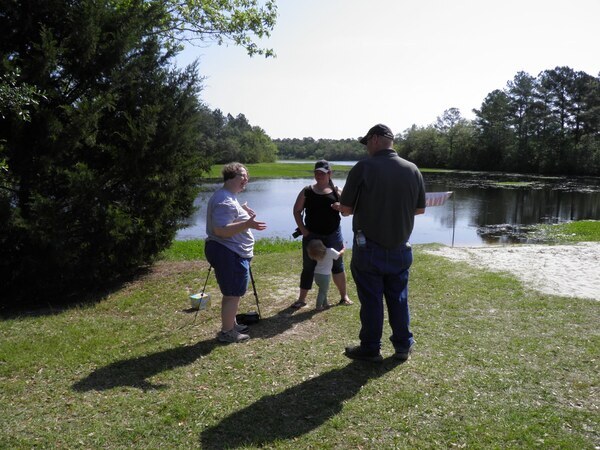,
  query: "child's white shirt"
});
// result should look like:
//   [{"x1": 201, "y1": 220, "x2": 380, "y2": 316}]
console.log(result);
[{"x1": 314, "y1": 248, "x2": 341, "y2": 275}]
